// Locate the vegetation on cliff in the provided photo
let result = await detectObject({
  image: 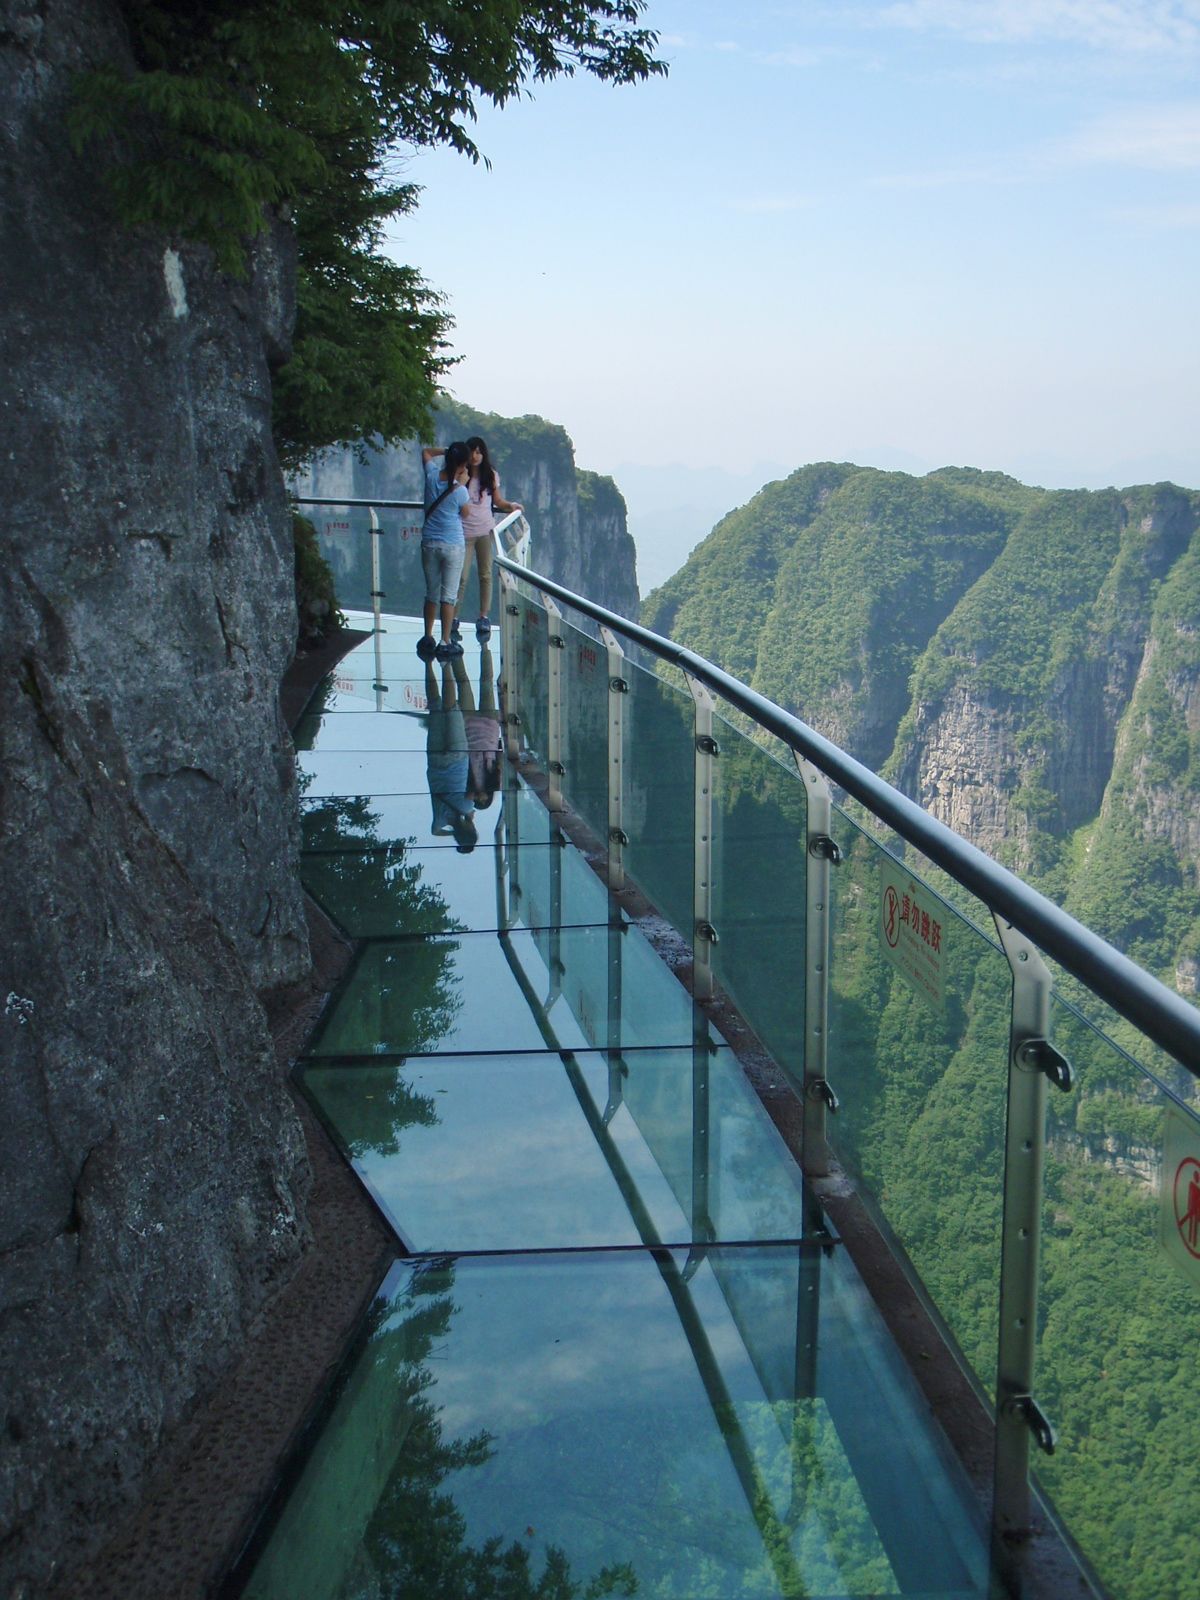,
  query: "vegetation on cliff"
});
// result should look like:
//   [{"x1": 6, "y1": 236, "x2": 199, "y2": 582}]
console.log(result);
[
  {"x1": 644, "y1": 464, "x2": 1200, "y2": 988},
  {"x1": 69, "y1": 2, "x2": 665, "y2": 468}
]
